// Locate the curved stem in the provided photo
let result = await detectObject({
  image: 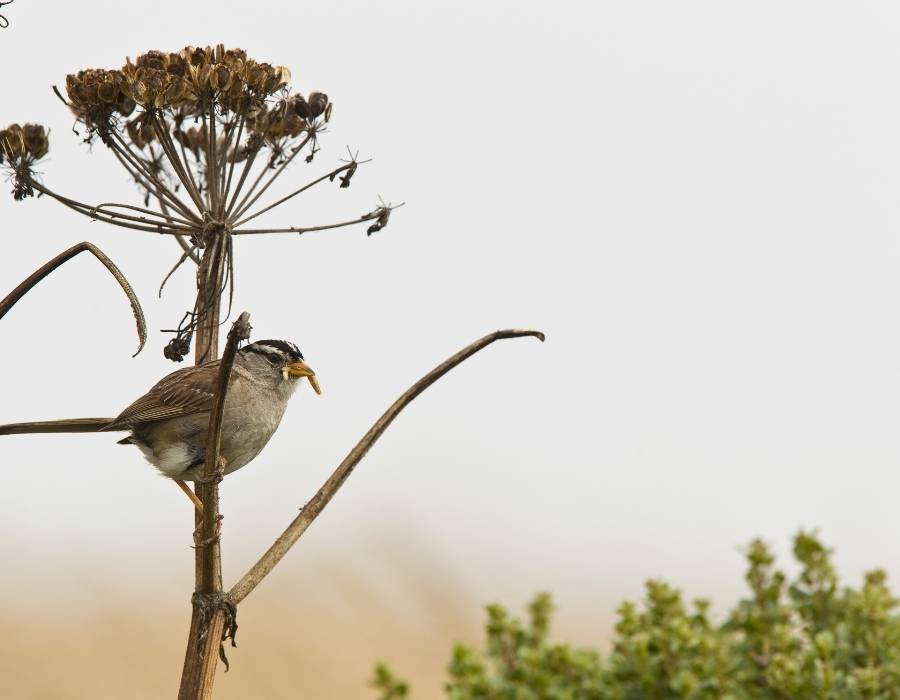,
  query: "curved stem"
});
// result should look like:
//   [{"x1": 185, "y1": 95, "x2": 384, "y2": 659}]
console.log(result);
[
  {"x1": 228, "y1": 328, "x2": 545, "y2": 604},
  {"x1": 0, "y1": 241, "x2": 147, "y2": 356},
  {"x1": 28, "y1": 180, "x2": 192, "y2": 234},
  {"x1": 174, "y1": 234, "x2": 202, "y2": 264}
]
